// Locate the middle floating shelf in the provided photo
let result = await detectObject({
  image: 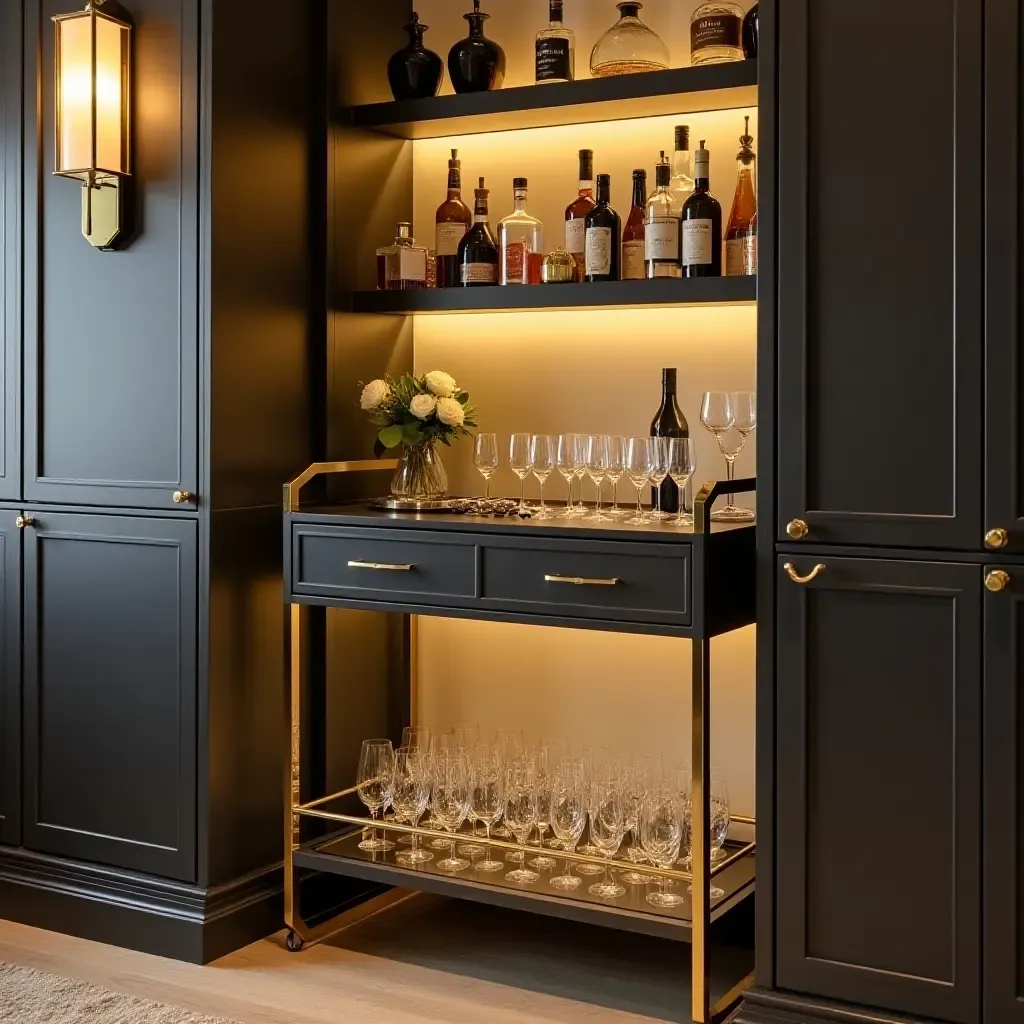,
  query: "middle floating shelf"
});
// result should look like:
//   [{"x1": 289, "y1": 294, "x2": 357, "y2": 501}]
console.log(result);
[{"x1": 344, "y1": 276, "x2": 757, "y2": 315}]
